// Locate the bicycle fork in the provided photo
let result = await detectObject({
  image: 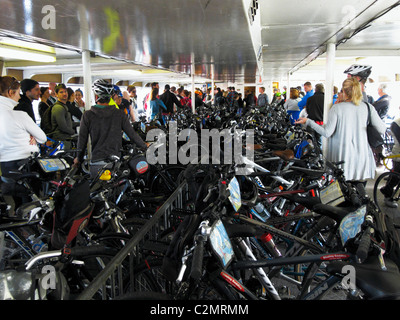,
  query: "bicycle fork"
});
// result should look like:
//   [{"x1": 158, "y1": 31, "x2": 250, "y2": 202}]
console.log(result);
[{"x1": 235, "y1": 238, "x2": 281, "y2": 300}]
